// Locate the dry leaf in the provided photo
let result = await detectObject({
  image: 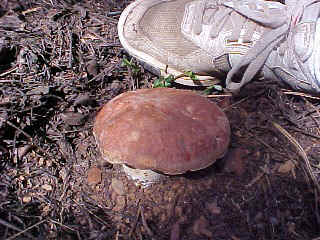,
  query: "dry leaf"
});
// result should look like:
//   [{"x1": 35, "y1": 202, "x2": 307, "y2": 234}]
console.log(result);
[
  {"x1": 111, "y1": 178, "x2": 125, "y2": 195},
  {"x1": 87, "y1": 167, "x2": 102, "y2": 185},
  {"x1": 278, "y1": 160, "x2": 295, "y2": 174}
]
